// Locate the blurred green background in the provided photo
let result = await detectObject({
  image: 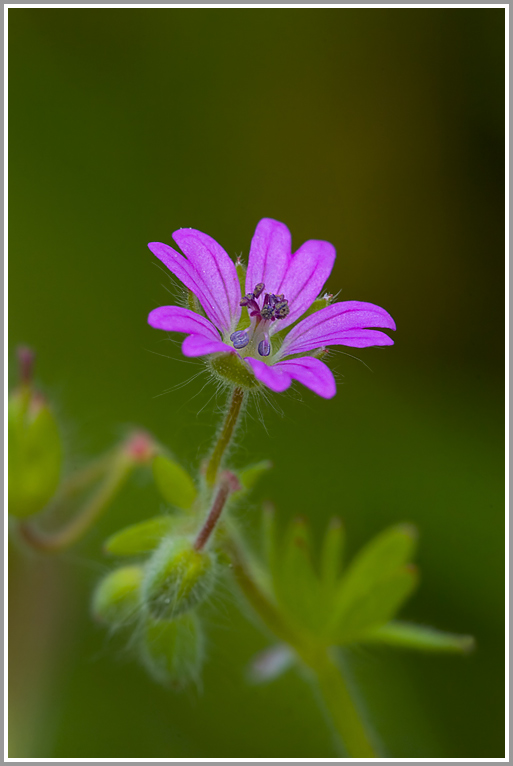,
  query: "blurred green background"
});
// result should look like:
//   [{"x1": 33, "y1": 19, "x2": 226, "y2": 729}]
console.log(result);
[{"x1": 8, "y1": 7, "x2": 505, "y2": 758}]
